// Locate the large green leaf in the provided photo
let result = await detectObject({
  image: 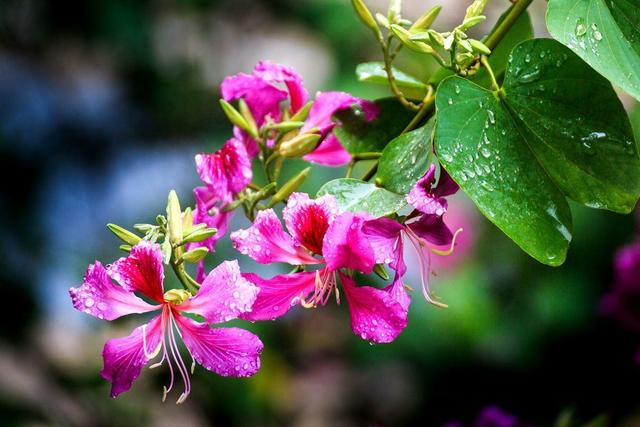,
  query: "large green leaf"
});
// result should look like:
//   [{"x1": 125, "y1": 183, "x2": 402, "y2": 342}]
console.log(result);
[
  {"x1": 334, "y1": 98, "x2": 414, "y2": 154},
  {"x1": 435, "y1": 38, "x2": 640, "y2": 266},
  {"x1": 429, "y1": 10, "x2": 533, "y2": 87},
  {"x1": 547, "y1": 0, "x2": 640, "y2": 101},
  {"x1": 317, "y1": 178, "x2": 406, "y2": 217},
  {"x1": 376, "y1": 119, "x2": 434, "y2": 194},
  {"x1": 356, "y1": 62, "x2": 429, "y2": 99}
]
